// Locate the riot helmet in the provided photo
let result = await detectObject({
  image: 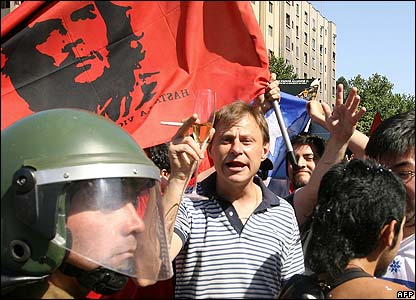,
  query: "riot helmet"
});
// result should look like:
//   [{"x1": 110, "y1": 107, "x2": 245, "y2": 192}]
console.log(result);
[{"x1": 1, "y1": 109, "x2": 173, "y2": 294}]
